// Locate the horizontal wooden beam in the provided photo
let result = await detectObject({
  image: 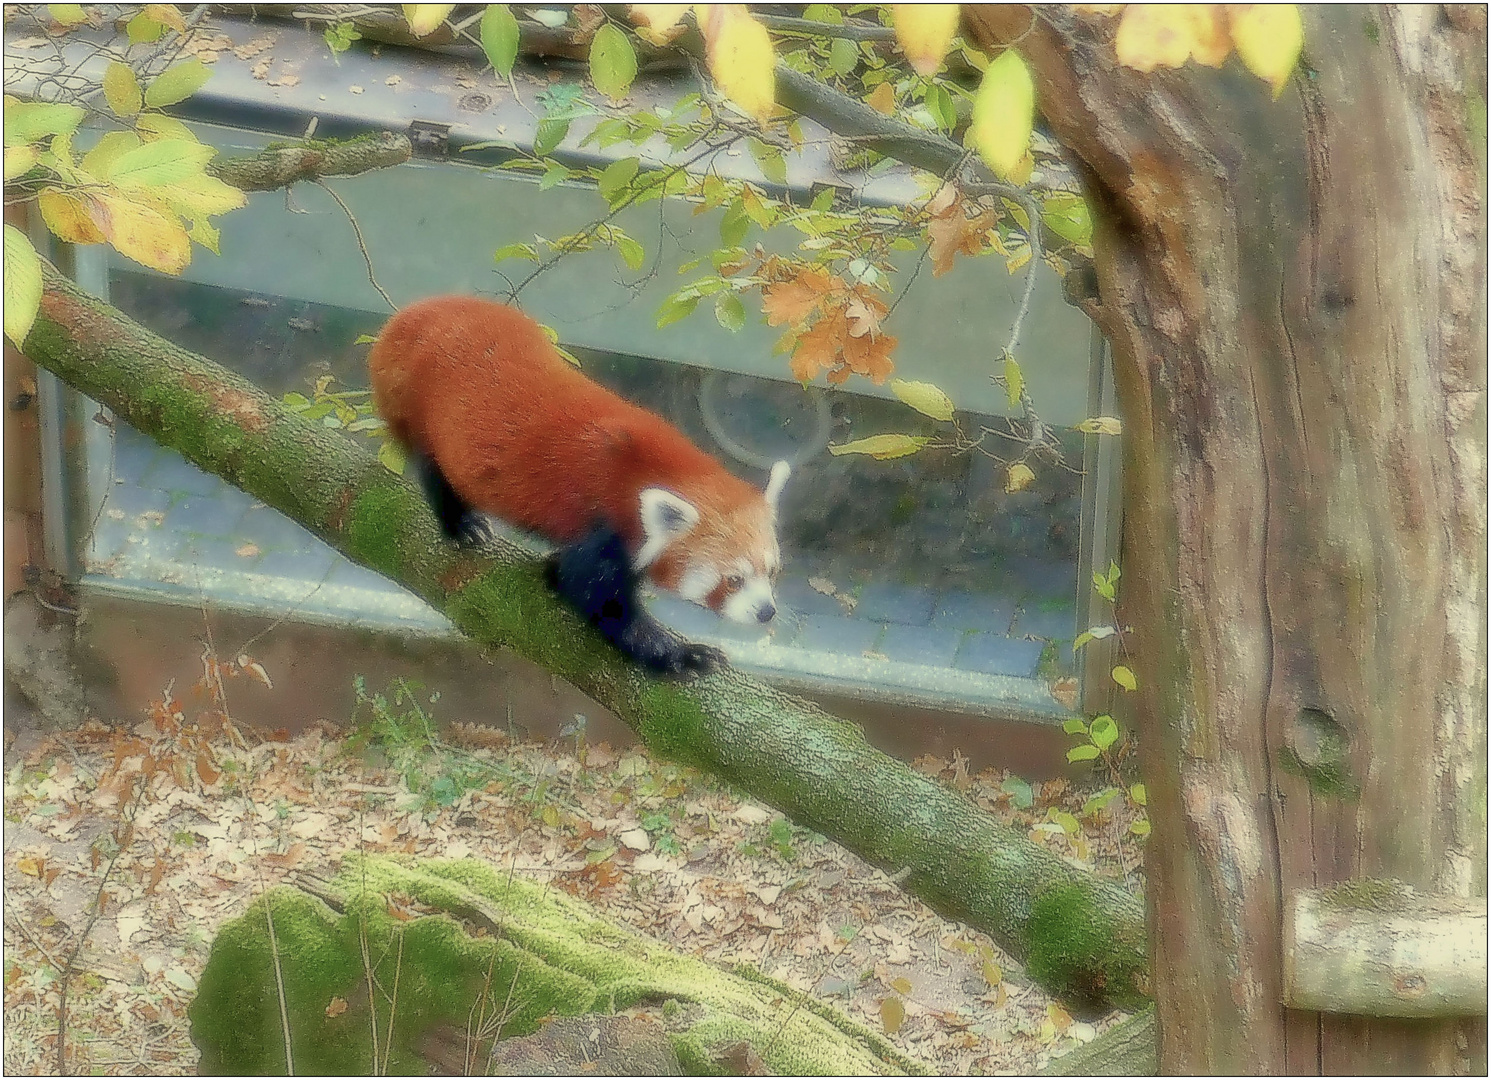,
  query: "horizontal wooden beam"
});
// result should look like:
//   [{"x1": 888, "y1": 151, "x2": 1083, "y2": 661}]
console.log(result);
[{"x1": 1284, "y1": 882, "x2": 1487, "y2": 1018}]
